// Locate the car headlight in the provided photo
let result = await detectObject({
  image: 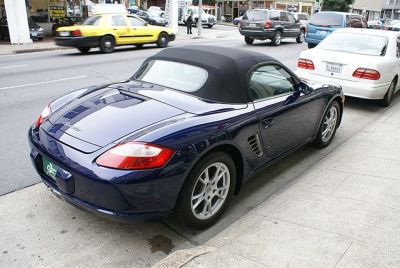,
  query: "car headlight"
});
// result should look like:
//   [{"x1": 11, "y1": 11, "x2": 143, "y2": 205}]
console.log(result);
[{"x1": 38, "y1": 28, "x2": 44, "y2": 31}]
